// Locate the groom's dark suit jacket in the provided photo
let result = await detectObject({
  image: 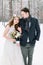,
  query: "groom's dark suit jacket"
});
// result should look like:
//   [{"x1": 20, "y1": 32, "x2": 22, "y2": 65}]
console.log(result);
[{"x1": 19, "y1": 16, "x2": 40, "y2": 46}]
